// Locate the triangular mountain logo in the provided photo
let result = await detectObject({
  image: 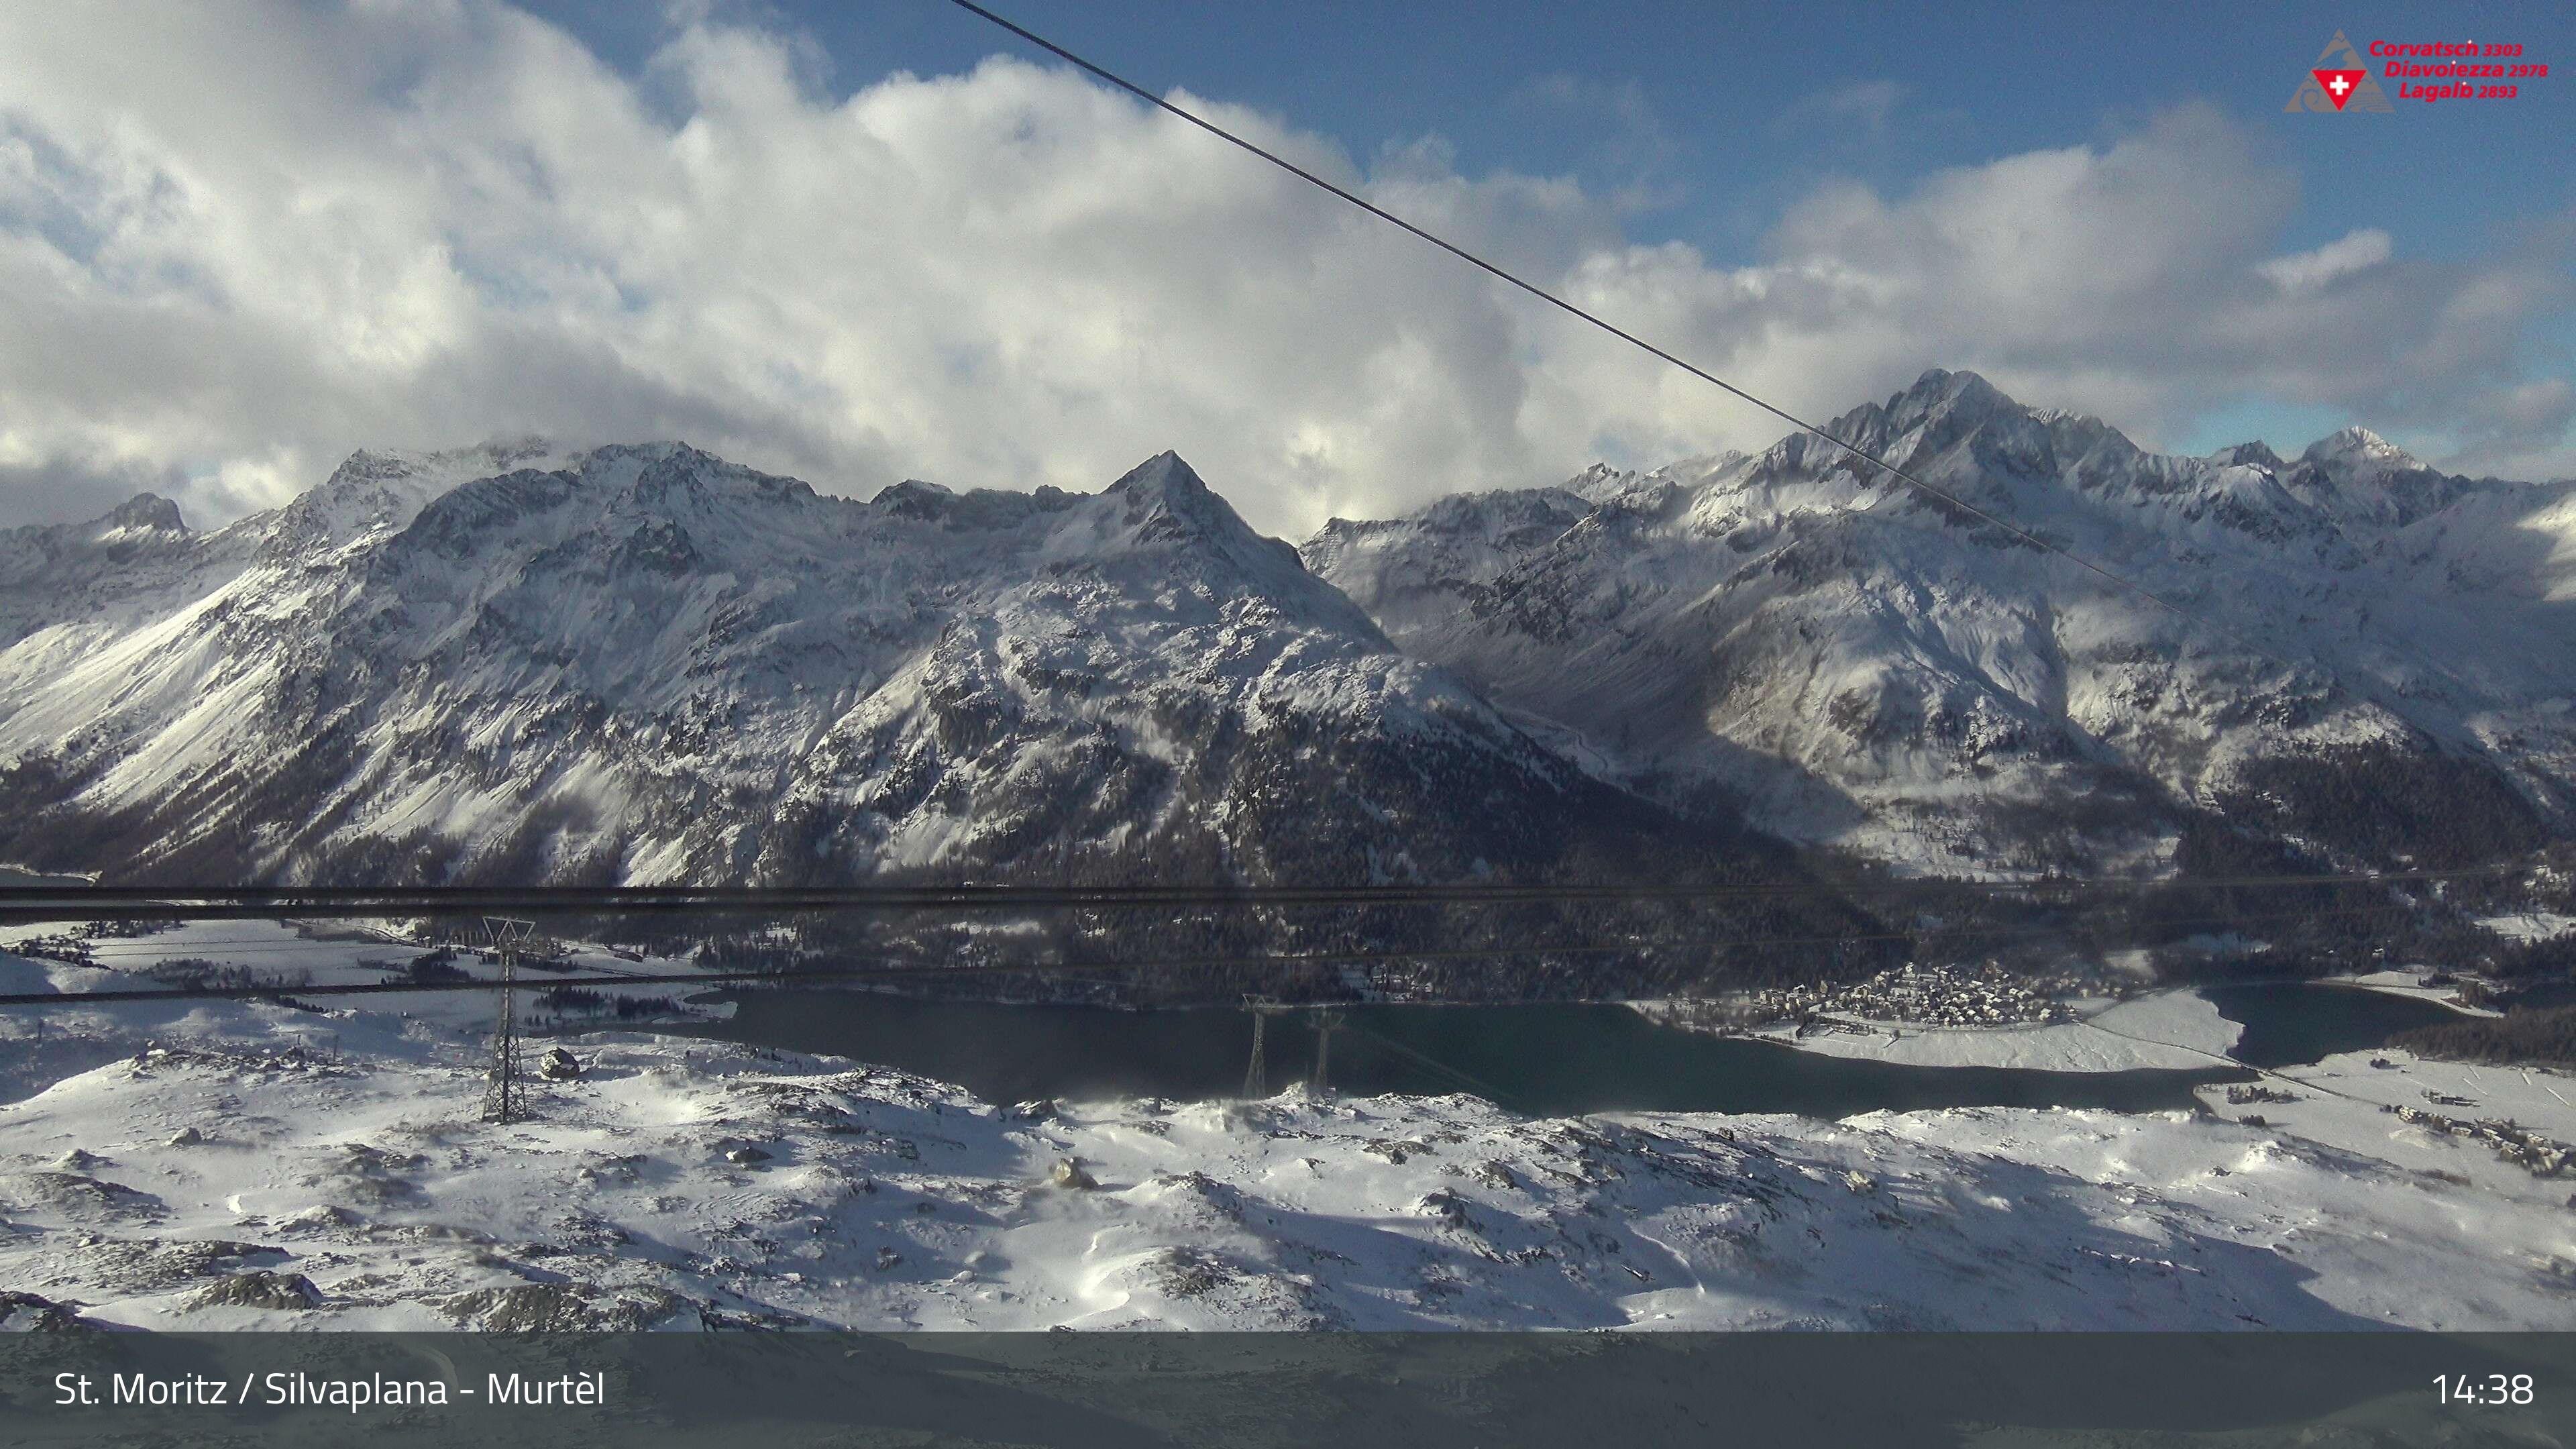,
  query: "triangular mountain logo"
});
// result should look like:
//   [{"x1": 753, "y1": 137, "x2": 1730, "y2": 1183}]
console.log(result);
[{"x1": 2288, "y1": 32, "x2": 2394, "y2": 112}]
